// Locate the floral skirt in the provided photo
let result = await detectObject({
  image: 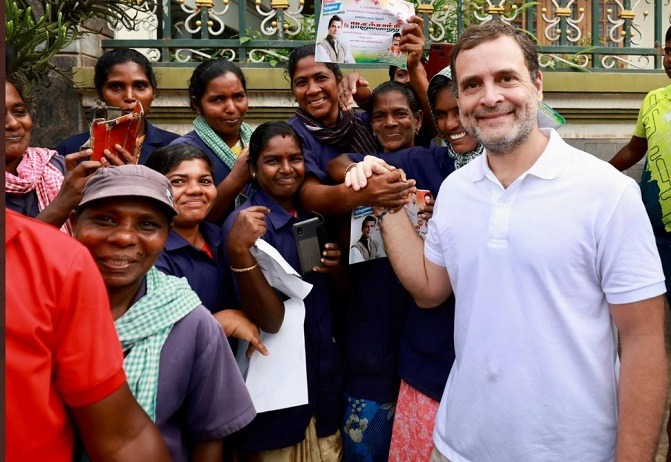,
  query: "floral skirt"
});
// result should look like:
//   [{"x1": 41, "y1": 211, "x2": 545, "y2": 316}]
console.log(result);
[
  {"x1": 341, "y1": 392, "x2": 396, "y2": 462},
  {"x1": 388, "y1": 380, "x2": 440, "y2": 462}
]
